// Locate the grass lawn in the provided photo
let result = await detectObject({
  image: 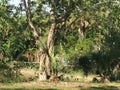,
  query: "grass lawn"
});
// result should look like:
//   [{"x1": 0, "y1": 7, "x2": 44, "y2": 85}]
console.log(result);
[{"x1": 0, "y1": 82, "x2": 120, "y2": 90}]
